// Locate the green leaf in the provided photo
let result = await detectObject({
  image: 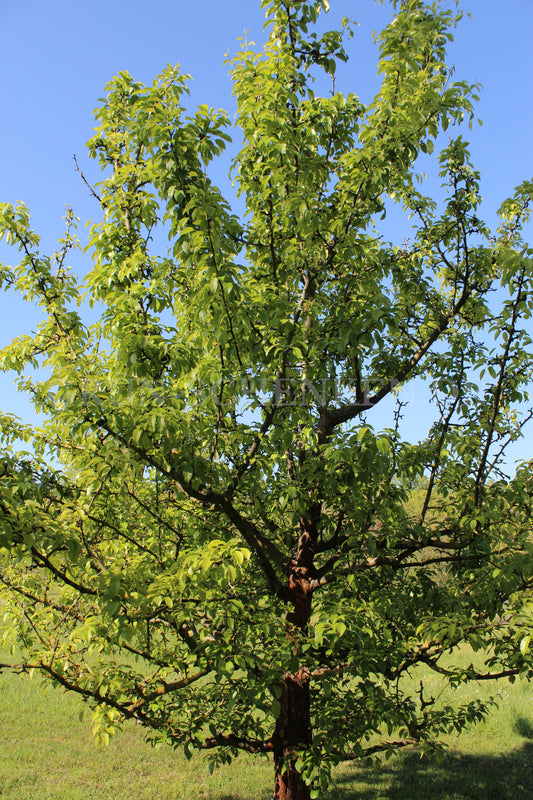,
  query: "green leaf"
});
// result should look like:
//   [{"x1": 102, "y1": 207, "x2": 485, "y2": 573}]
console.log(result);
[{"x1": 271, "y1": 699, "x2": 281, "y2": 720}]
